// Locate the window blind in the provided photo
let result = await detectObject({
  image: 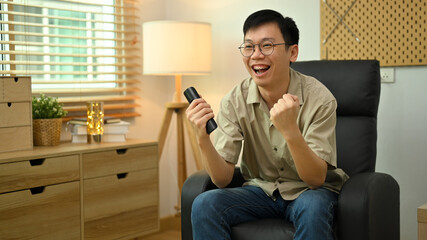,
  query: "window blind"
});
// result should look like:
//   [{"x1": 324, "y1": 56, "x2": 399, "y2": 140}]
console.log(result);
[{"x1": 0, "y1": 0, "x2": 142, "y2": 121}]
